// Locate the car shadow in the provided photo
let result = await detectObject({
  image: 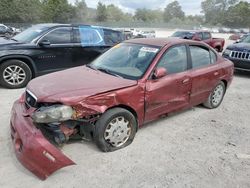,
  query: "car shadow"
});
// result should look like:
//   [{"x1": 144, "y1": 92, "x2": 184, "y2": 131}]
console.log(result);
[{"x1": 234, "y1": 70, "x2": 250, "y2": 78}]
